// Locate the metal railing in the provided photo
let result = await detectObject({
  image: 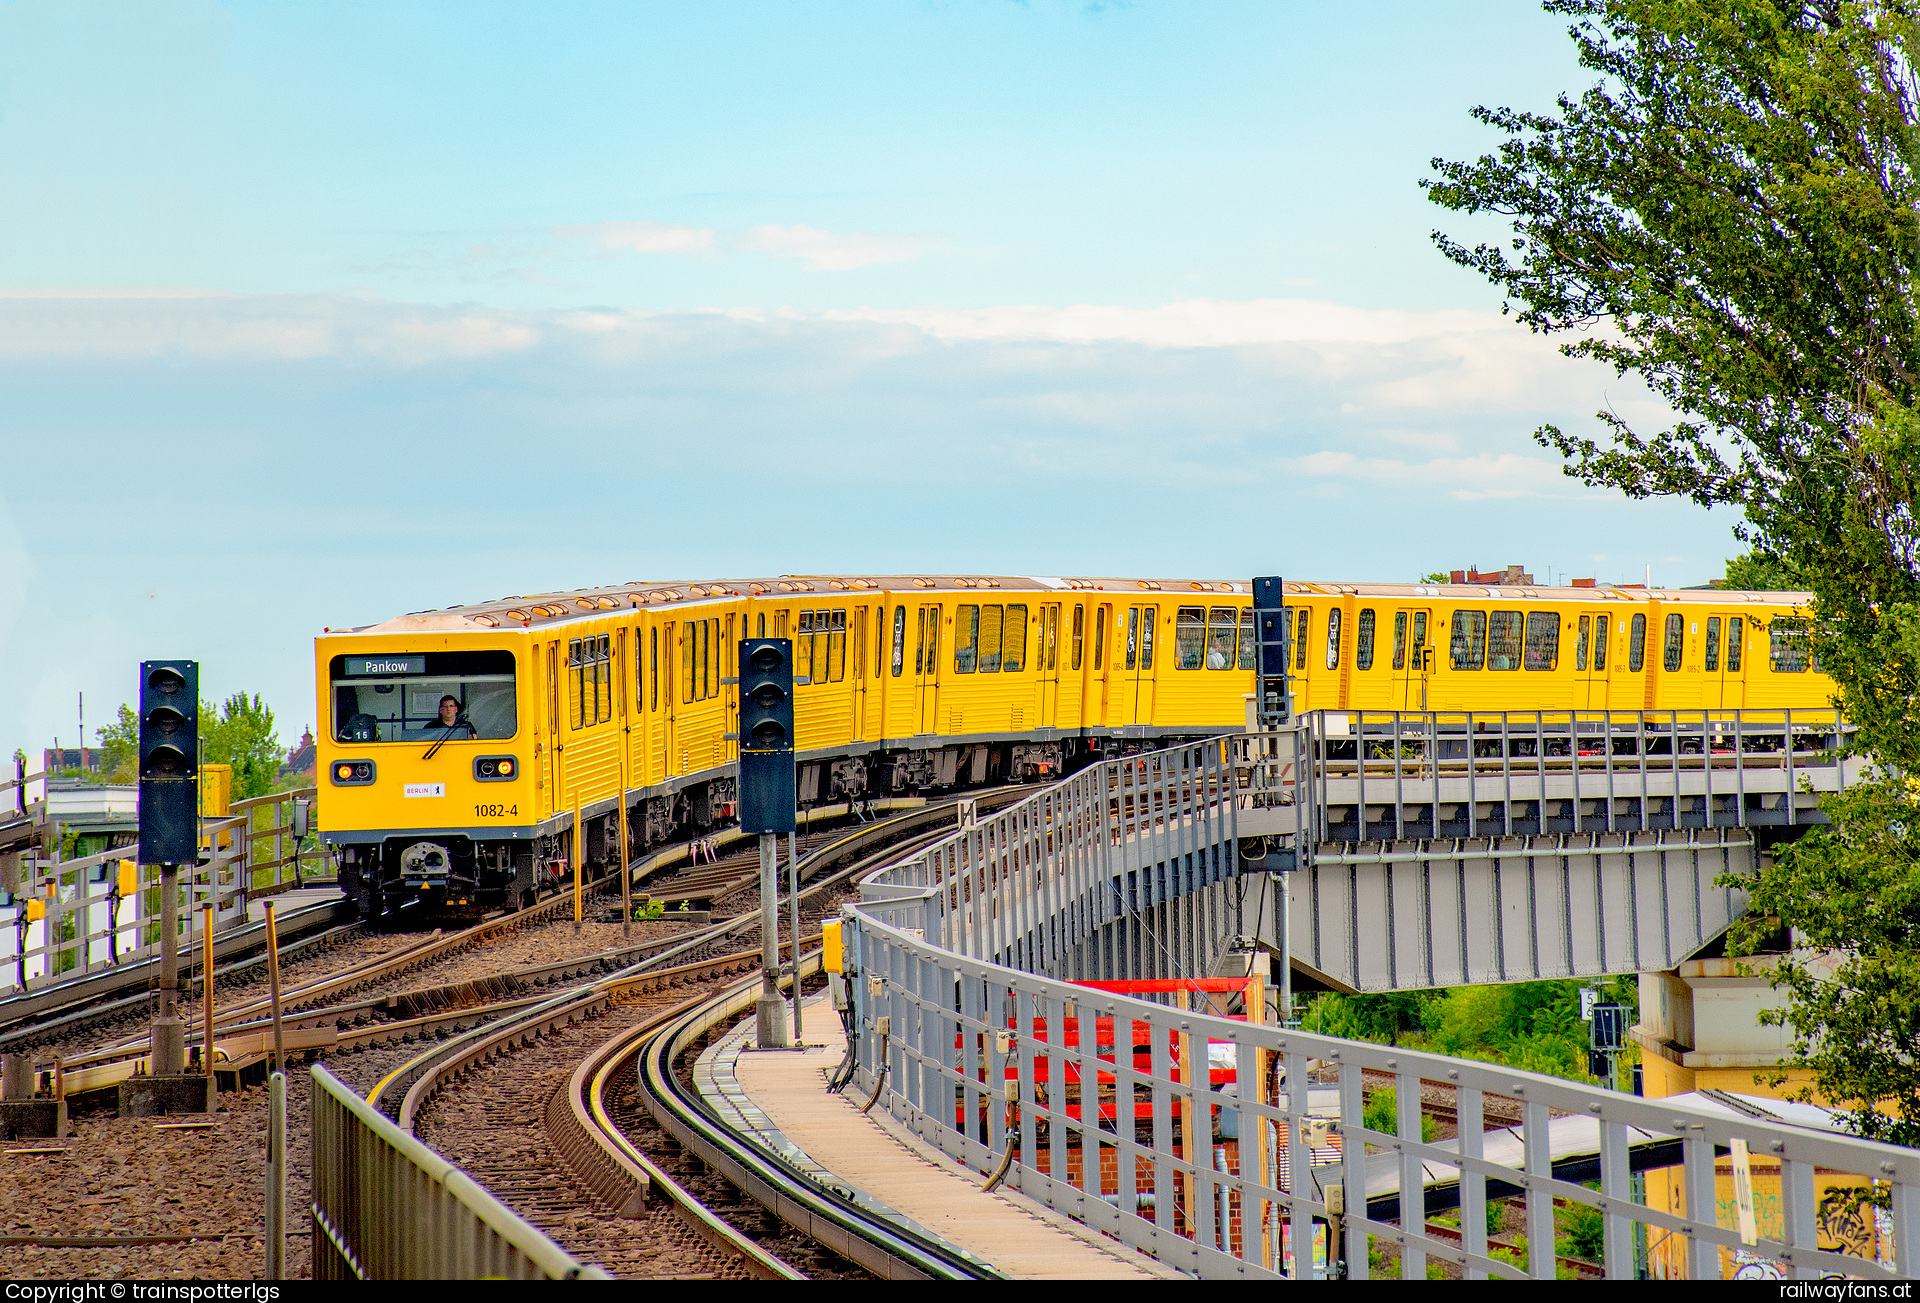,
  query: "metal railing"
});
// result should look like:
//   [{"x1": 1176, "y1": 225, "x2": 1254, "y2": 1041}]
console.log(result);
[
  {"x1": 845, "y1": 733, "x2": 1920, "y2": 1280},
  {"x1": 310, "y1": 1063, "x2": 607, "y2": 1280},
  {"x1": 862, "y1": 739, "x2": 1239, "y2": 981},
  {"x1": 0, "y1": 787, "x2": 322, "y2": 994},
  {"x1": 1231, "y1": 709, "x2": 1861, "y2": 848}
]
